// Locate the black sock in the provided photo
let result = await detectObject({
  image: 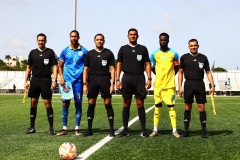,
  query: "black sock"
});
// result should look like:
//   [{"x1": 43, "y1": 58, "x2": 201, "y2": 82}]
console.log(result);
[
  {"x1": 30, "y1": 107, "x2": 37, "y2": 128},
  {"x1": 138, "y1": 106, "x2": 146, "y2": 132},
  {"x1": 200, "y1": 111, "x2": 207, "y2": 133},
  {"x1": 105, "y1": 104, "x2": 114, "y2": 131},
  {"x1": 122, "y1": 107, "x2": 130, "y2": 131},
  {"x1": 184, "y1": 110, "x2": 191, "y2": 132},
  {"x1": 87, "y1": 104, "x2": 96, "y2": 130},
  {"x1": 46, "y1": 107, "x2": 54, "y2": 129}
]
